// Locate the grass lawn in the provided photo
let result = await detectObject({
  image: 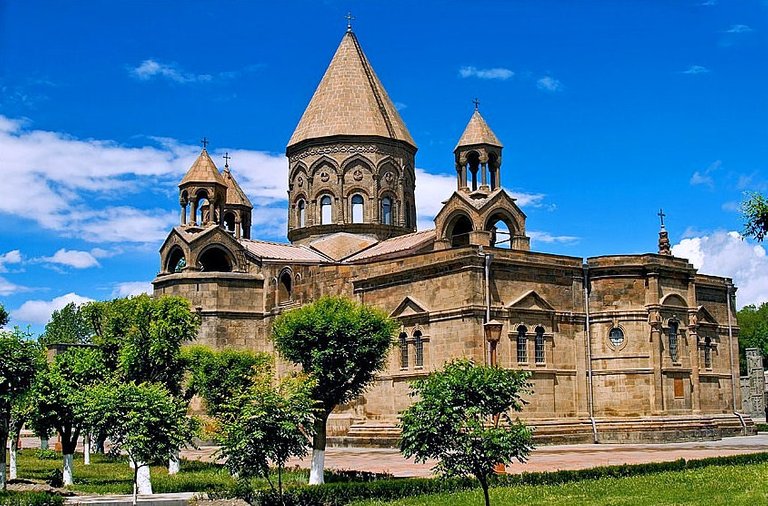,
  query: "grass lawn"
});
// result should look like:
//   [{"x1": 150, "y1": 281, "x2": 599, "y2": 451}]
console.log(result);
[
  {"x1": 11, "y1": 449, "x2": 307, "y2": 496},
  {"x1": 354, "y1": 462, "x2": 768, "y2": 506}
]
